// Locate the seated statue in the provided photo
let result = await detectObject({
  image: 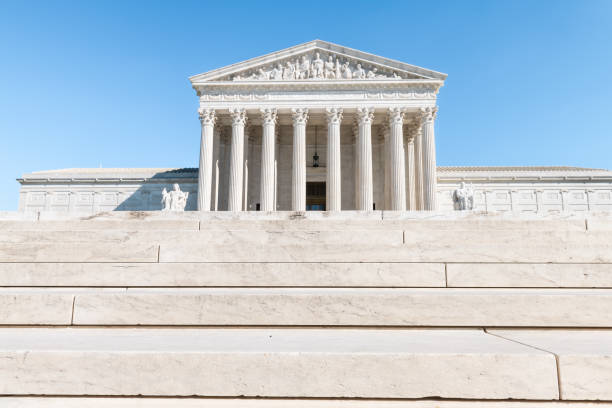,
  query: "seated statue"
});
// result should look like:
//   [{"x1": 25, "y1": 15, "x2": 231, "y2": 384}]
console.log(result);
[
  {"x1": 162, "y1": 184, "x2": 189, "y2": 211},
  {"x1": 453, "y1": 182, "x2": 474, "y2": 210}
]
